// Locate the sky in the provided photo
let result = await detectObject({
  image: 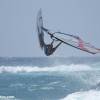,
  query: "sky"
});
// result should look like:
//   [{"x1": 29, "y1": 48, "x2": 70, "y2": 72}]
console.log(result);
[{"x1": 0, "y1": 0, "x2": 100, "y2": 57}]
